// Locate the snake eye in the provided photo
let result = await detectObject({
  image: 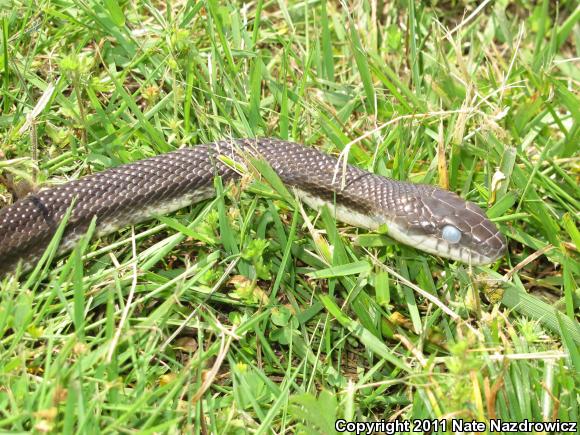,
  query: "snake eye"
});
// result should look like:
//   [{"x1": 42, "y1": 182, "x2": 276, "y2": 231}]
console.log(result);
[{"x1": 442, "y1": 225, "x2": 462, "y2": 244}]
